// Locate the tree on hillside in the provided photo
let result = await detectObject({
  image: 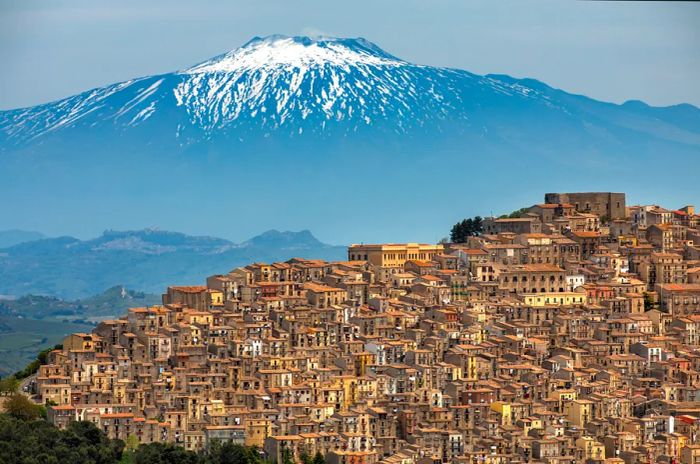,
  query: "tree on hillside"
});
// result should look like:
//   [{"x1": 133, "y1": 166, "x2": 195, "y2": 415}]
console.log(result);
[
  {"x1": 125, "y1": 434, "x2": 140, "y2": 452},
  {"x1": 134, "y1": 442, "x2": 199, "y2": 464},
  {"x1": 0, "y1": 376, "x2": 19, "y2": 395},
  {"x1": 4, "y1": 394, "x2": 43, "y2": 421},
  {"x1": 0, "y1": 414, "x2": 124, "y2": 464},
  {"x1": 14, "y1": 344, "x2": 63, "y2": 380},
  {"x1": 203, "y1": 441, "x2": 266, "y2": 464},
  {"x1": 450, "y1": 216, "x2": 484, "y2": 243}
]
